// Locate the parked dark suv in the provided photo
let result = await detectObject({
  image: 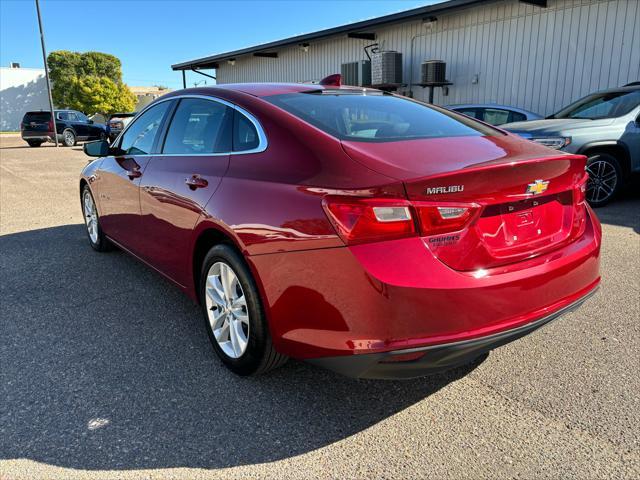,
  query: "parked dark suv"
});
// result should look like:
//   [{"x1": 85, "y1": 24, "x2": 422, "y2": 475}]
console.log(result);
[{"x1": 21, "y1": 110, "x2": 109, "y2": 147}]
